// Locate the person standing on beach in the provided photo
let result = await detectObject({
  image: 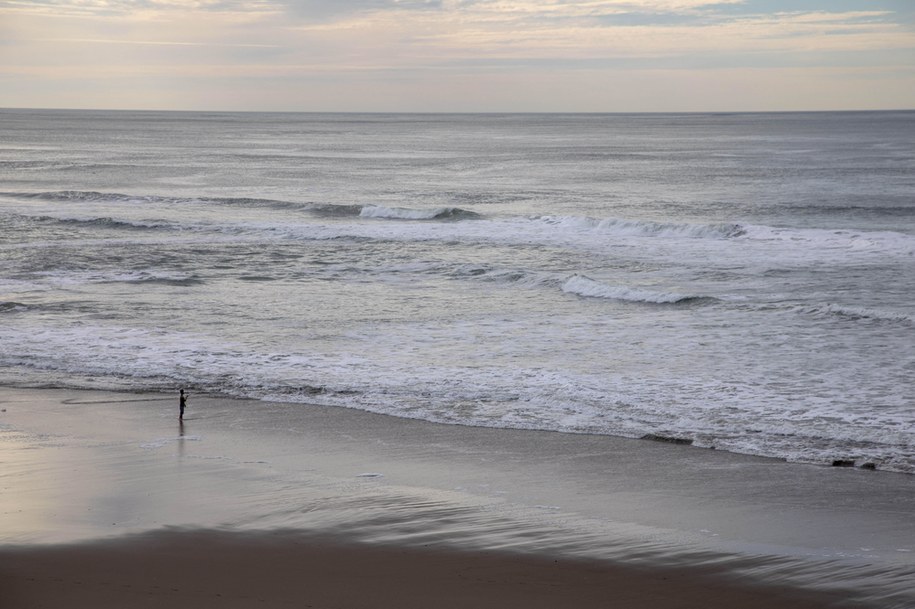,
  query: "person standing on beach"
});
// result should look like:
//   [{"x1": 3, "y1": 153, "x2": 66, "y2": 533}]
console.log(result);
[{"x1": 179, "y1": 389, "x2": 187, "y2": 420}]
